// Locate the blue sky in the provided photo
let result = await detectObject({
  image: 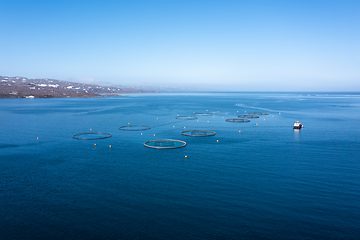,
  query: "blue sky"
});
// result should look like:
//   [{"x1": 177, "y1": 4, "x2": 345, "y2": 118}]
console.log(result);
[{"x1": 1, "y1": 0, "x2": 359, "y2": 91}]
